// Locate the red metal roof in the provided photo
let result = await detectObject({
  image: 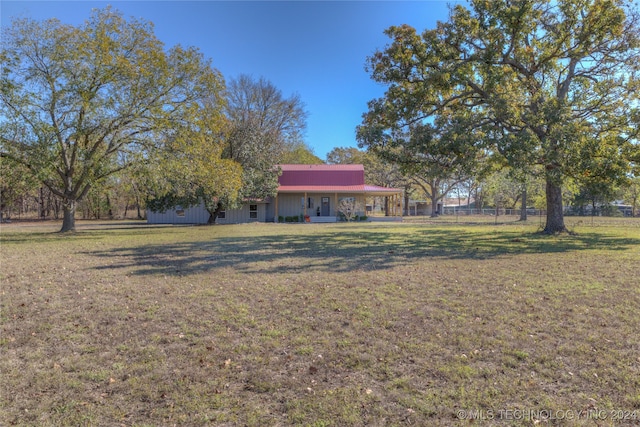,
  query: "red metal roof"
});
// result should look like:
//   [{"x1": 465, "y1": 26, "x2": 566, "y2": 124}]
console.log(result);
[
  {"x1": 279, "y1": 185, "x2": 366, "y2": 193},
  {"x1": 277, "y1": 164, "x2": 402, "y2": 195},
  {"x1": 278, "y1": 164, "x2": 364, "y2": 187}
]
